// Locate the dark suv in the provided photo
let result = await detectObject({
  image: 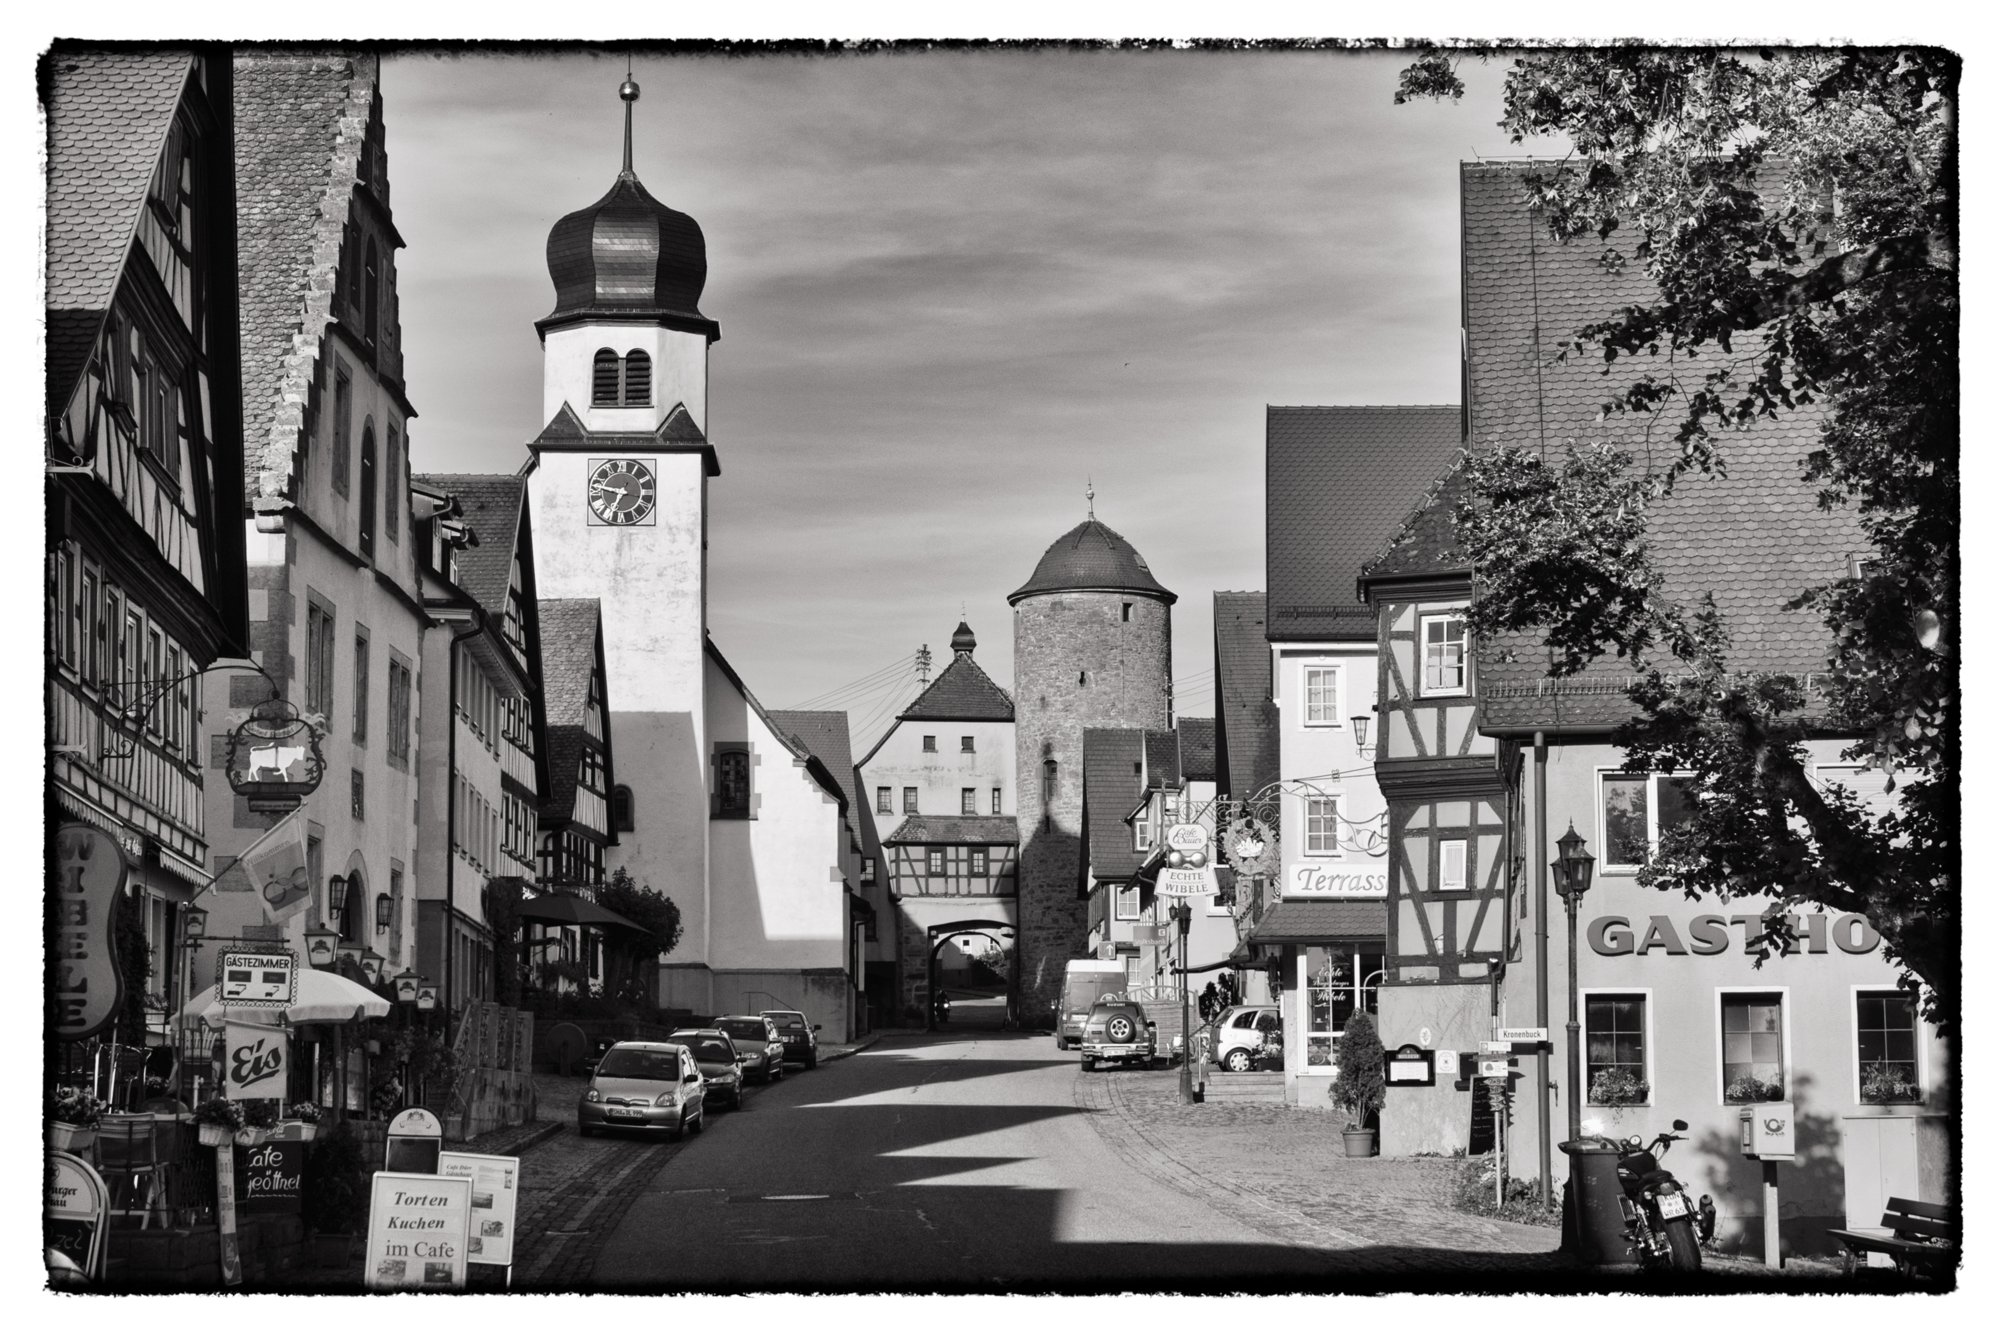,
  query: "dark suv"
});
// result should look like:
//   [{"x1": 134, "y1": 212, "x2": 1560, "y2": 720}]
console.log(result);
[{"x1": 1079, "y1": 996, "x2": 1156, "y2": 1071}]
